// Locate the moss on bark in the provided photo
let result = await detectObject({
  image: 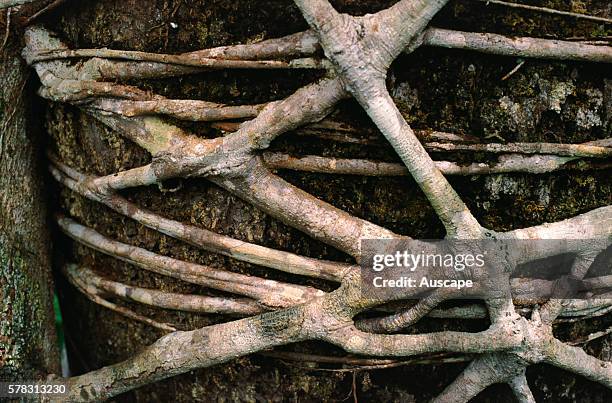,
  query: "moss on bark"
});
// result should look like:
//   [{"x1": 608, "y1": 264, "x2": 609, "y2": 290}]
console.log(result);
[{"x1": 0, "y1": 30, "x2": 59, "y2": 380}]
